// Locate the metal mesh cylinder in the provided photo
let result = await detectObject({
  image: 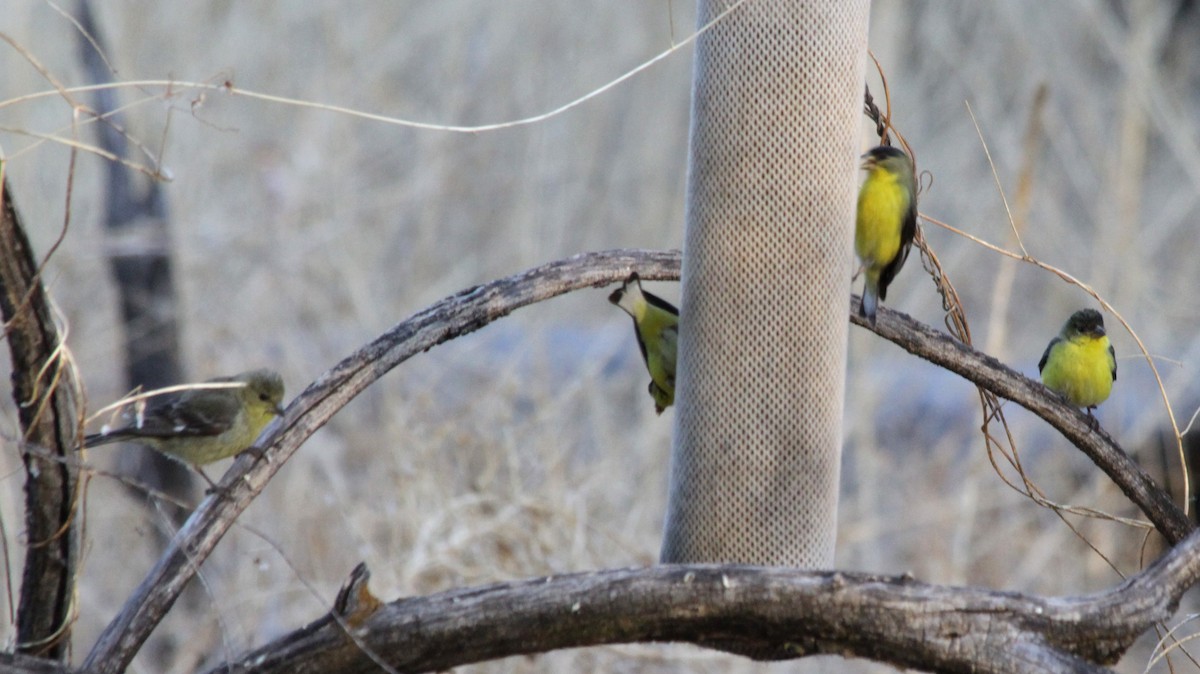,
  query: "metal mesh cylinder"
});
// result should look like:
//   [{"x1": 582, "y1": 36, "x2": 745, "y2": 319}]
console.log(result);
[{"x1": 660, "y1": 0, "x2": 870, "y2": 566}]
